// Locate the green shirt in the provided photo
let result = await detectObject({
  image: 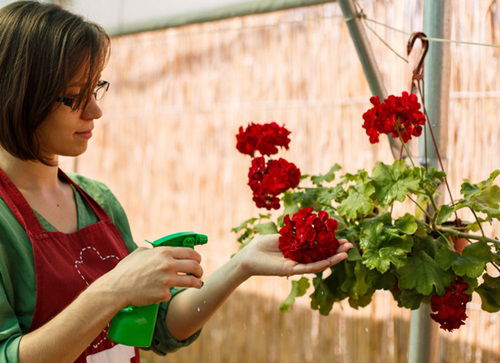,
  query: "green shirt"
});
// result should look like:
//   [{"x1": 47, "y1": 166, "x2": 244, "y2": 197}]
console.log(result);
[{"x1": 0, "y1": 172, "x2": 201, "y2": 362}]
